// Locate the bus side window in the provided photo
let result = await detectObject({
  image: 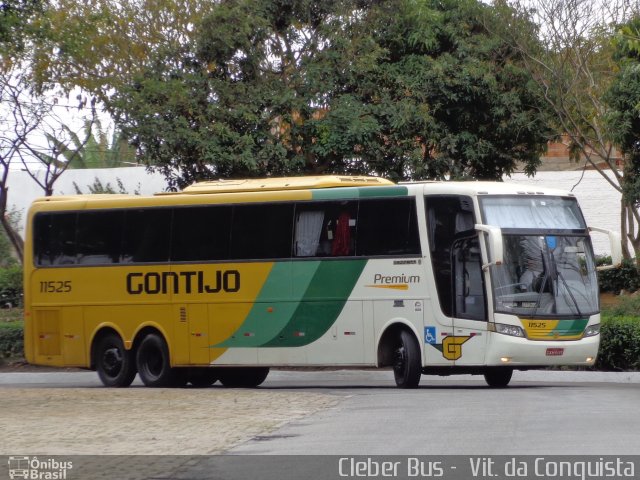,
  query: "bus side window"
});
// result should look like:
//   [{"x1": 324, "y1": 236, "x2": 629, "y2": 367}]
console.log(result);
[
  {"x1": 356, "y1": 199, "x2": 420, "y2": 256},
  {"x1": 34, "y1": 212, "x2": 77, "y2": 266},
  {"x1": 230, "y1": 203, "x2": 294, "y2": 260},
  {"x1": 76, "y1": 211, "x2": 124, "y2": 265},
  {"x1": 121, "y1": 209, "x2": 172, "y2": 263},
  {"x1": 171, "y1": 206, "x2": 232, "y2": 262}
]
